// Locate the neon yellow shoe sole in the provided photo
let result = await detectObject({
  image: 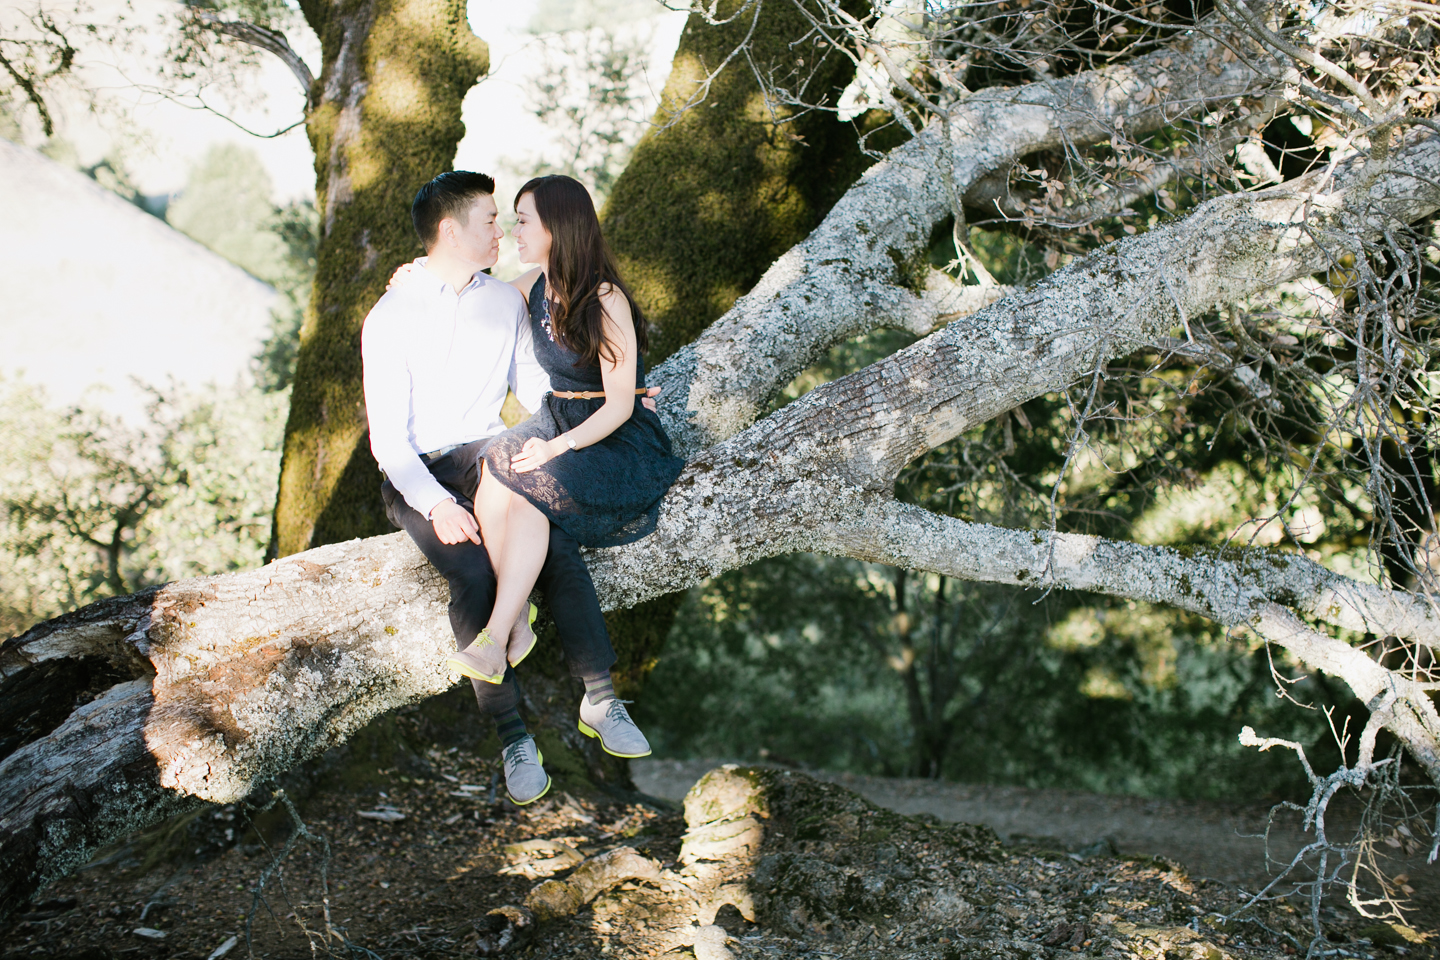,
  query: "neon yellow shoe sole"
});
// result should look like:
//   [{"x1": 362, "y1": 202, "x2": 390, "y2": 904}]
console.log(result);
[
  {"x1": 446, "y1": 655, "x2": 505, "y2": 684},
  {"x1": 447, "y1": 630, "x2": 505, "y2": 684},
  {"x1": 507, "y1": 602, "x2": 541, "y2": 668},
  {"x1": 578, "y1": 720, "x2": 653, "y2": 759},
  {"x1": 506, "y1": 748, "x2": 552, "y2": 806}
]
